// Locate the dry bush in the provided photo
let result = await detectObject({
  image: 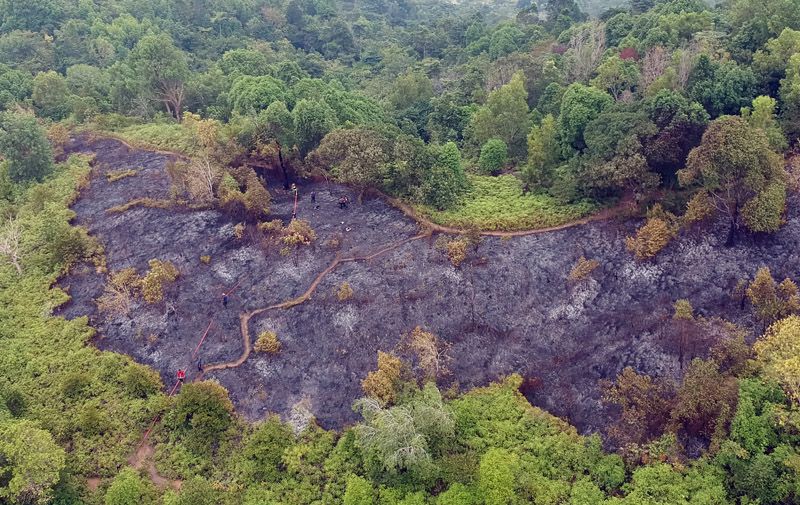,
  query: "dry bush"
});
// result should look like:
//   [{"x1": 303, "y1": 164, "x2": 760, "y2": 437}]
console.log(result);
[
  {"x1": 361, "y1": 351, "x2": 404, "y2": 405},
  {"x1": 139, "y1": 259, "x2": 179, "y2": 304},
  {"x1": 569, "y1": 256, "x2": 600, "y2": 282},
  {"x1": 217, "y1": 167, "x2": 271, "y2": 221},
  {"x1": 746, "y1": 266, "x2": 800, "y2": 325},
  {"x1": 337, "y1": 282, "x2": 354, "y2": 301},
  {"x1": 282, "y1": 219, "x2": 316, "y2": 246},
  {"x1": 257, "y1": 219, "x2": 283, "y2": 234},
  {"x1": 435, "y1": 235, "x2": 470, "y2": 267},
  {"x1": 167, "y1": 158, "x2": 220, "y2": 205},
  {"x1": 48, "y1": 123, "x2": 70, "y2": 158},
  {"x1": 400, "y1": 326, "x2": 451, "y2": 381},
  {"x1": 254, "y1": 331, "x2": 281, "y2": 354},
  {"x1": 683, "y1": 191, "x2": 715, "y2": 228},
  {"x1": 200, "y1": 255, "x2": 211, "y2": 264},
  {"x1": 626, "y1": 207, "x2": 679, "y2": 260},
  {"x1": 96, "y1": 267, "x2": 139, "y2": 315},
  {"x1": 233, "y1": 222, "x2": 246, "y2": 240},
  {"x1": 106, "y1": 198, "x2": 172, "y2": 213},
  {"x1": 105, "y1": 169, "x2": 138, "y2": 182}
]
